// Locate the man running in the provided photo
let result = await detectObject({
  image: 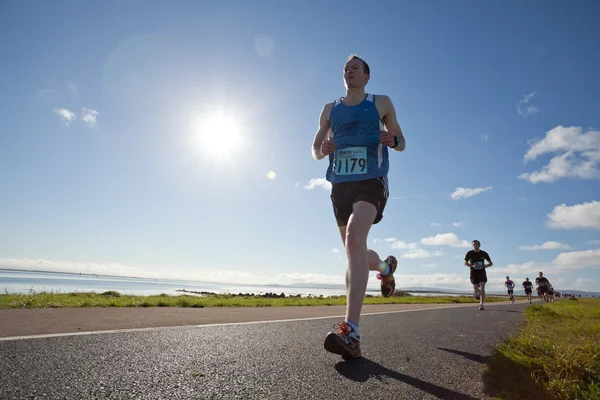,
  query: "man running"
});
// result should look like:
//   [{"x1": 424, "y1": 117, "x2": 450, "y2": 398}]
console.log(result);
[
  {"x1": 522, "y1": 277, "x2": 533, "y2": 304},
  {"x1": 464, "y1": 240, "x2": 493, "y2": 310},
  {"x1": 311, "y1": 54, "x2": 406, "y2": 360},
  {"x1": 536, "y1": 272, "x2": 551, "y2": 302},
  {"x1": 505, "y1": 276, "x2": 515, "y2": 304}
]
